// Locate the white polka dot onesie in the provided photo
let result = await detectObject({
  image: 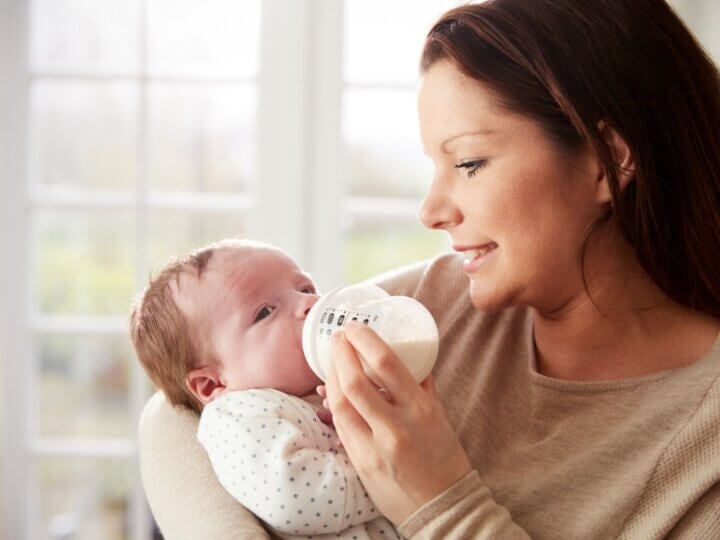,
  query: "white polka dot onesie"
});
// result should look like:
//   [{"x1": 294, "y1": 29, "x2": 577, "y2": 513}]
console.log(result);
[{"x1": 198, "y1": 389, "x2": 400, "y2": 539}]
